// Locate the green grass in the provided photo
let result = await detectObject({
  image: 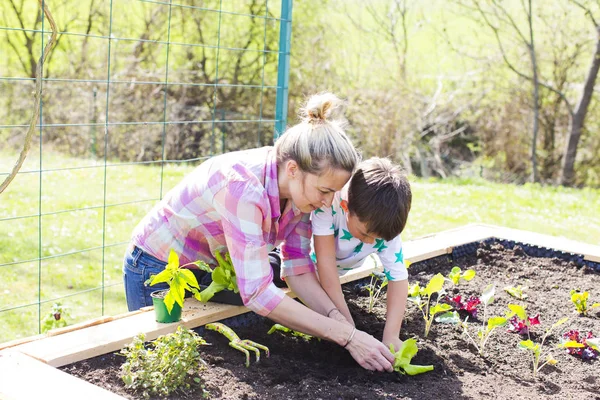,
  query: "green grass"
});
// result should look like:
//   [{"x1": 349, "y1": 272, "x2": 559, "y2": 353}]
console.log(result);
[{"x1": 1, "y1": 151, "x2": 599, "y2": 343}]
